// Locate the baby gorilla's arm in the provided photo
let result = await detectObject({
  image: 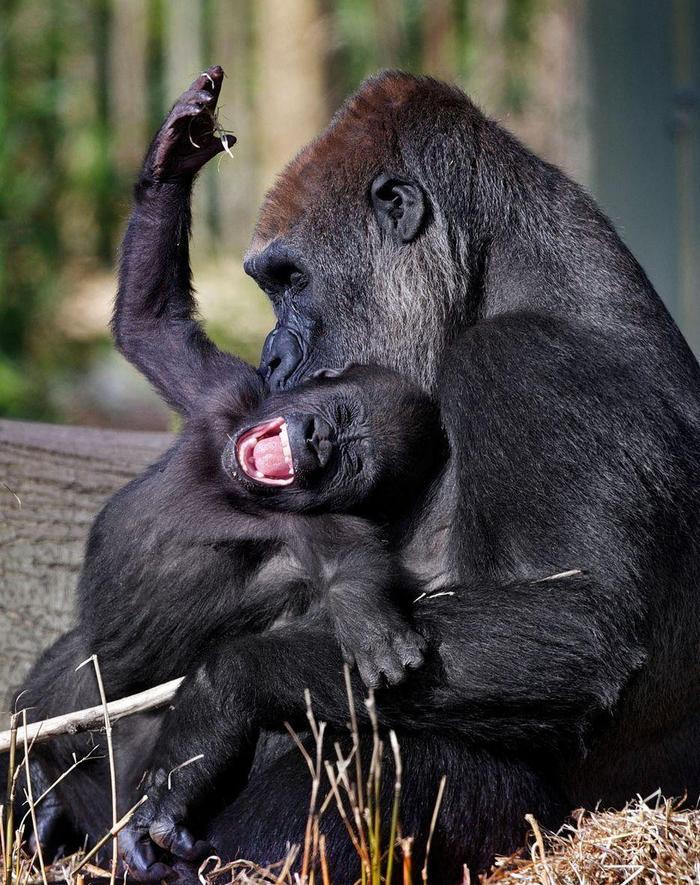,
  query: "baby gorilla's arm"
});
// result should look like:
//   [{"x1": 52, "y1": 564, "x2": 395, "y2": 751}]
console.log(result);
[
  {"x1": 114, "y1": 65, "x2": 259, "y2": 416},
  {"x1": 313, "y1": 516, "x2": 425, "y2": 688}
]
